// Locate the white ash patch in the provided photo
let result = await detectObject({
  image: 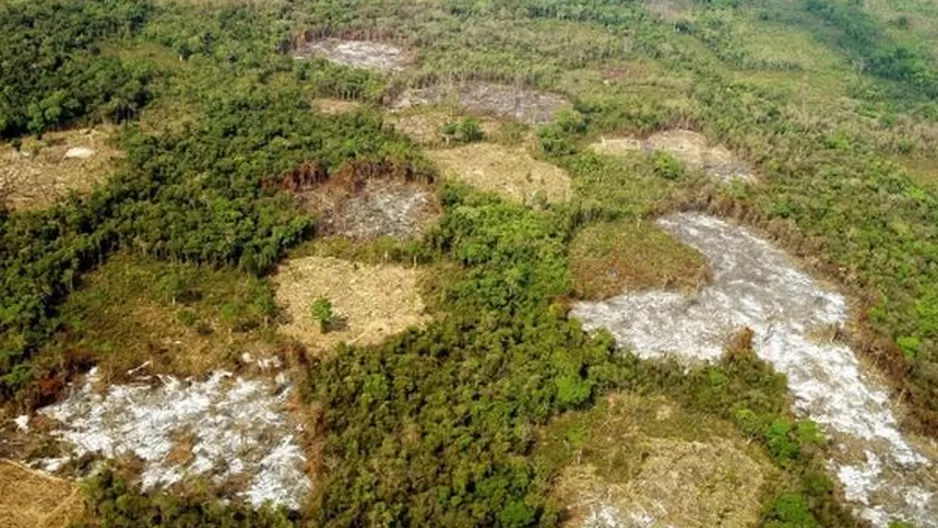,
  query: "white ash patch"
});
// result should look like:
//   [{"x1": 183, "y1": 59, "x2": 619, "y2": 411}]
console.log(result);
[
  {"x1": 63, "y1": 147, "x2": 95, "y2": 159},
  {"x1": 583, "y1": 504, "x2": 659, "y2": 528},
  {"x1": 393, "y1": 82, "x2": 571, "y2": 126},
  {"x1": 14, "y1": 415, "x2": 29, "y2": 432},
  {"x1": 591, "y1": 131, "x2": 755, "y2": 183},
  {"x1": 838, "y1": 451, "x2": 883, "y2": 504},
  {"x1": 36, "y1": 367, "x2": 310, "y2": 510},
  {"x1": 323, "y1": 180, "x2": 436, "y2": 239},
  {"x1": 39, "y1": 457, "x2": 68, "y2": 473},
  {"x1": 571, "y1": 212, "x2": 938, "y2": 527},
  {"x1": 296, "y1": 39, "x2": 408, "y2": 72},
  {"x1": 241, "y1": 352, "x2": 283, "y2": 371}
]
